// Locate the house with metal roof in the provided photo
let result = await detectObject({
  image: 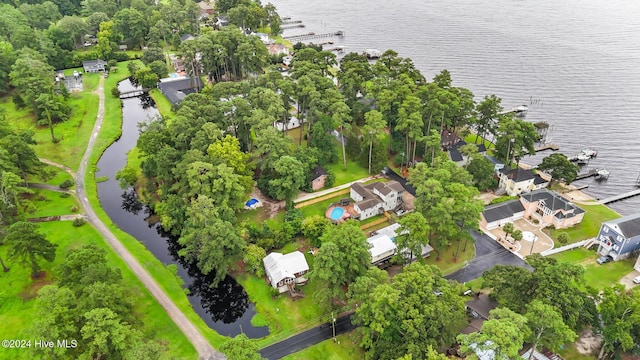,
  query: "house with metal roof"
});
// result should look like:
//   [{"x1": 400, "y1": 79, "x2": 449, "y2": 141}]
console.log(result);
[
  {"x1": 596, "y1": 213, "x2": 640, "y2": 261},
  {"x1": 367, "y1": 233, "x2": 397, "y2": 266},
  {"x1": 350, "y1": 181, "x2": 404, "y2": 220},
  {"x1": 498, "y1": 167, "x2": 549, "y2": 196},
  {"x1": 368, "y1": 223, "x2": 433, "y2": 262},
  {"x1": 263, "y1": 251, "x2": 309, "y2": 293}
]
